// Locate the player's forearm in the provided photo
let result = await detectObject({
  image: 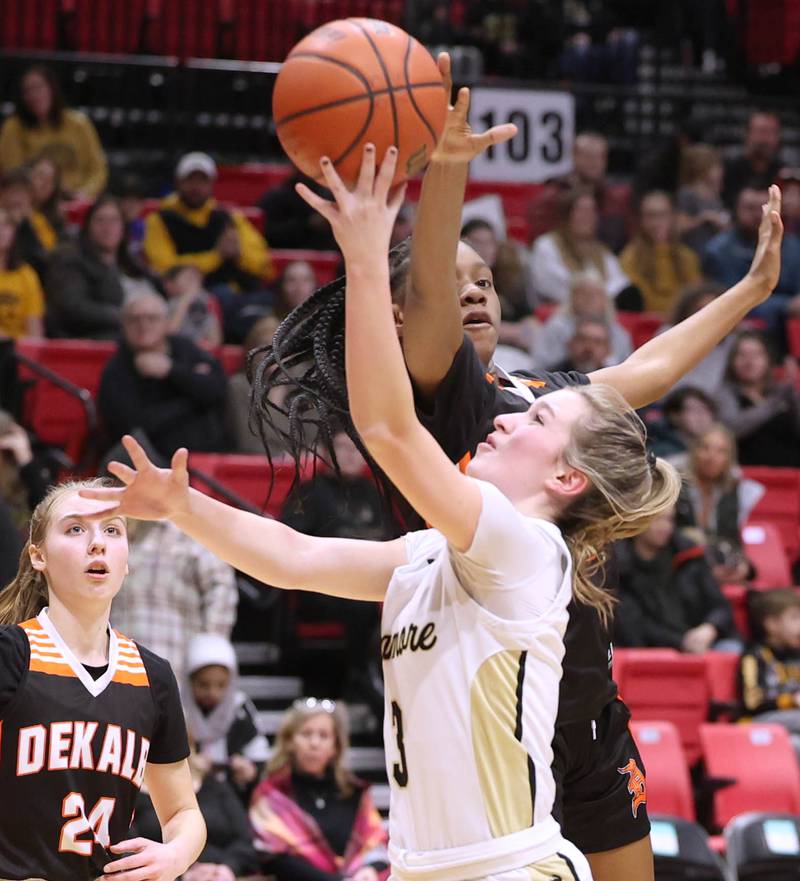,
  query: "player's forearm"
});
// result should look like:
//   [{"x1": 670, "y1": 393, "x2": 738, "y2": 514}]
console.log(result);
[
  {"x1": 404, "y1": 159, "x2": 468, "y2": 386},
  {"x1": 345, "y1": 259, "x2": 418, "y2": 443},
  {"x1": 595, "y1": 275, "x2": 766, "y2": 408},
  {"x1": 161, "y1": 807, "x2": 206, "y2": 876}
]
